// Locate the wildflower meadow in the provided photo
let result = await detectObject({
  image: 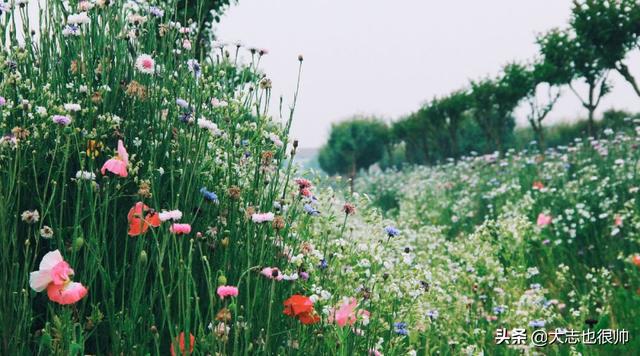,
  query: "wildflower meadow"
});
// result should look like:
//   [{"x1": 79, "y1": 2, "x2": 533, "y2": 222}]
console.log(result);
[{"x1": 1, "y1": 0, "x2": 640, "y2": 355}]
